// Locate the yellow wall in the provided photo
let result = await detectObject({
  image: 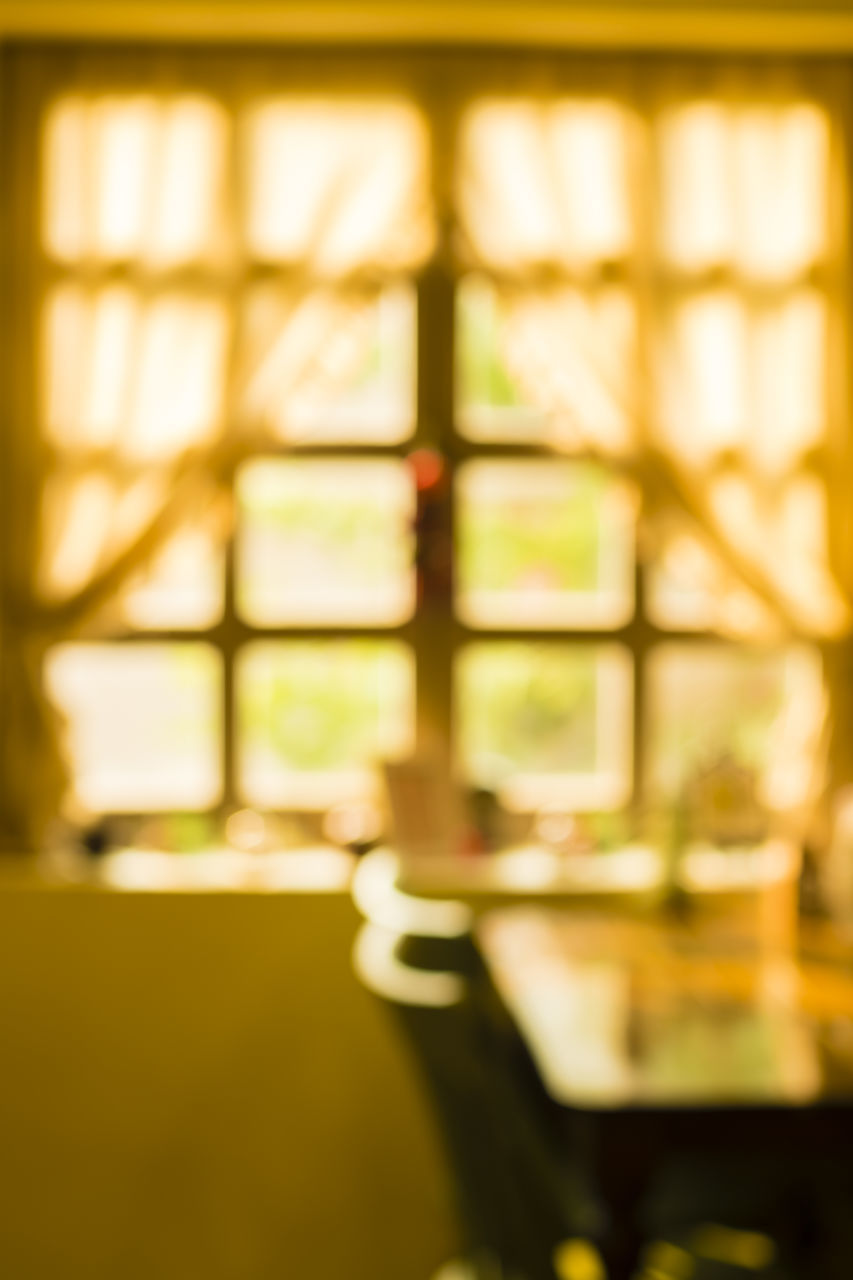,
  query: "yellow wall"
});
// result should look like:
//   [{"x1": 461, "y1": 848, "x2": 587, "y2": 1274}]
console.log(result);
[{"x1": 0, "y1": 887, "x2": 457, "y2": 1280}]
